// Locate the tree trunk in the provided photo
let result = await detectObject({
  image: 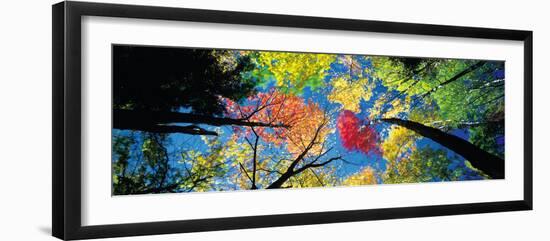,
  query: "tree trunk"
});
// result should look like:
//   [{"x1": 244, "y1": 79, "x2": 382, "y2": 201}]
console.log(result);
[
  {"x1": 266, "y1": 171, "x2": 294, "y2": 189},
  {"x1": 113, "y1": 109, "x2": 288, "y2": 135},
  {"x1": 116, "y1": 123, "x2": 219, "y2": 136},
  {"x1": 380, "y1": 118, "x2": 504, "y2": 179}
]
